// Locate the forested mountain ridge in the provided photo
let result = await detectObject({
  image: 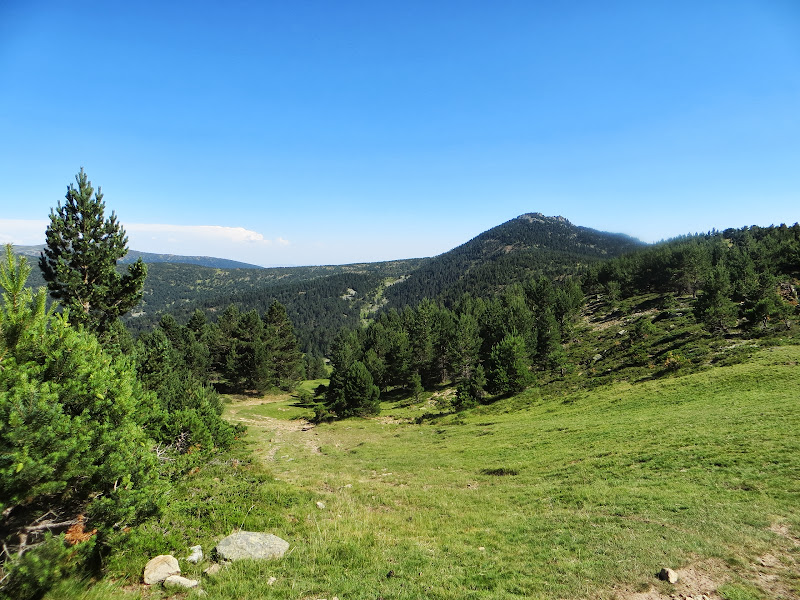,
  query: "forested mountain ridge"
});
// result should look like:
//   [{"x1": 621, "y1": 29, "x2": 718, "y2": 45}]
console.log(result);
[
  {"x1": 384, "y1": 213, "x2": 646, "y2": 307},
  {"x1": 127, "y1": 269, "x2": 407, "y2": 355},
  {"x1": 13, "y1": 244, "x2": 265, "y2": 269},
  {"x1": 121, "y1": 214, "x2": 645, "y2": 353},
  {"x1": 131, "y1": 257, "x2": 425, "y2": 321},
  {"x1": 13, "y1": 214, "x2": 645, "y2": 355}
]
